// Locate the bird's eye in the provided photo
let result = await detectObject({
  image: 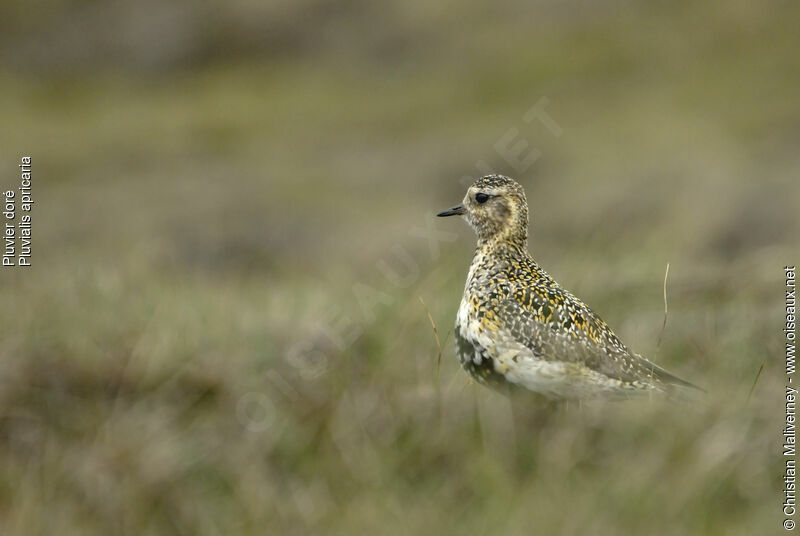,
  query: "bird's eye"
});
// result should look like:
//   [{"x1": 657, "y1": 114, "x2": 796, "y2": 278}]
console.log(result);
[{"x1": 475, "y1": 193, "x2": 490, "y2": 204}]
